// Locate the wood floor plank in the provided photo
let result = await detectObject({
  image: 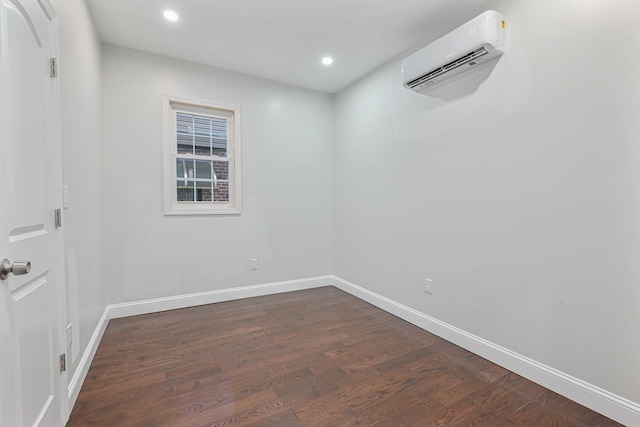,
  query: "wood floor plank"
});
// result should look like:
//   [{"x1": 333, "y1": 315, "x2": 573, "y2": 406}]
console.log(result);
[{"x1": 67, "y1": 286, "x2": 622, "y2": 426}]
